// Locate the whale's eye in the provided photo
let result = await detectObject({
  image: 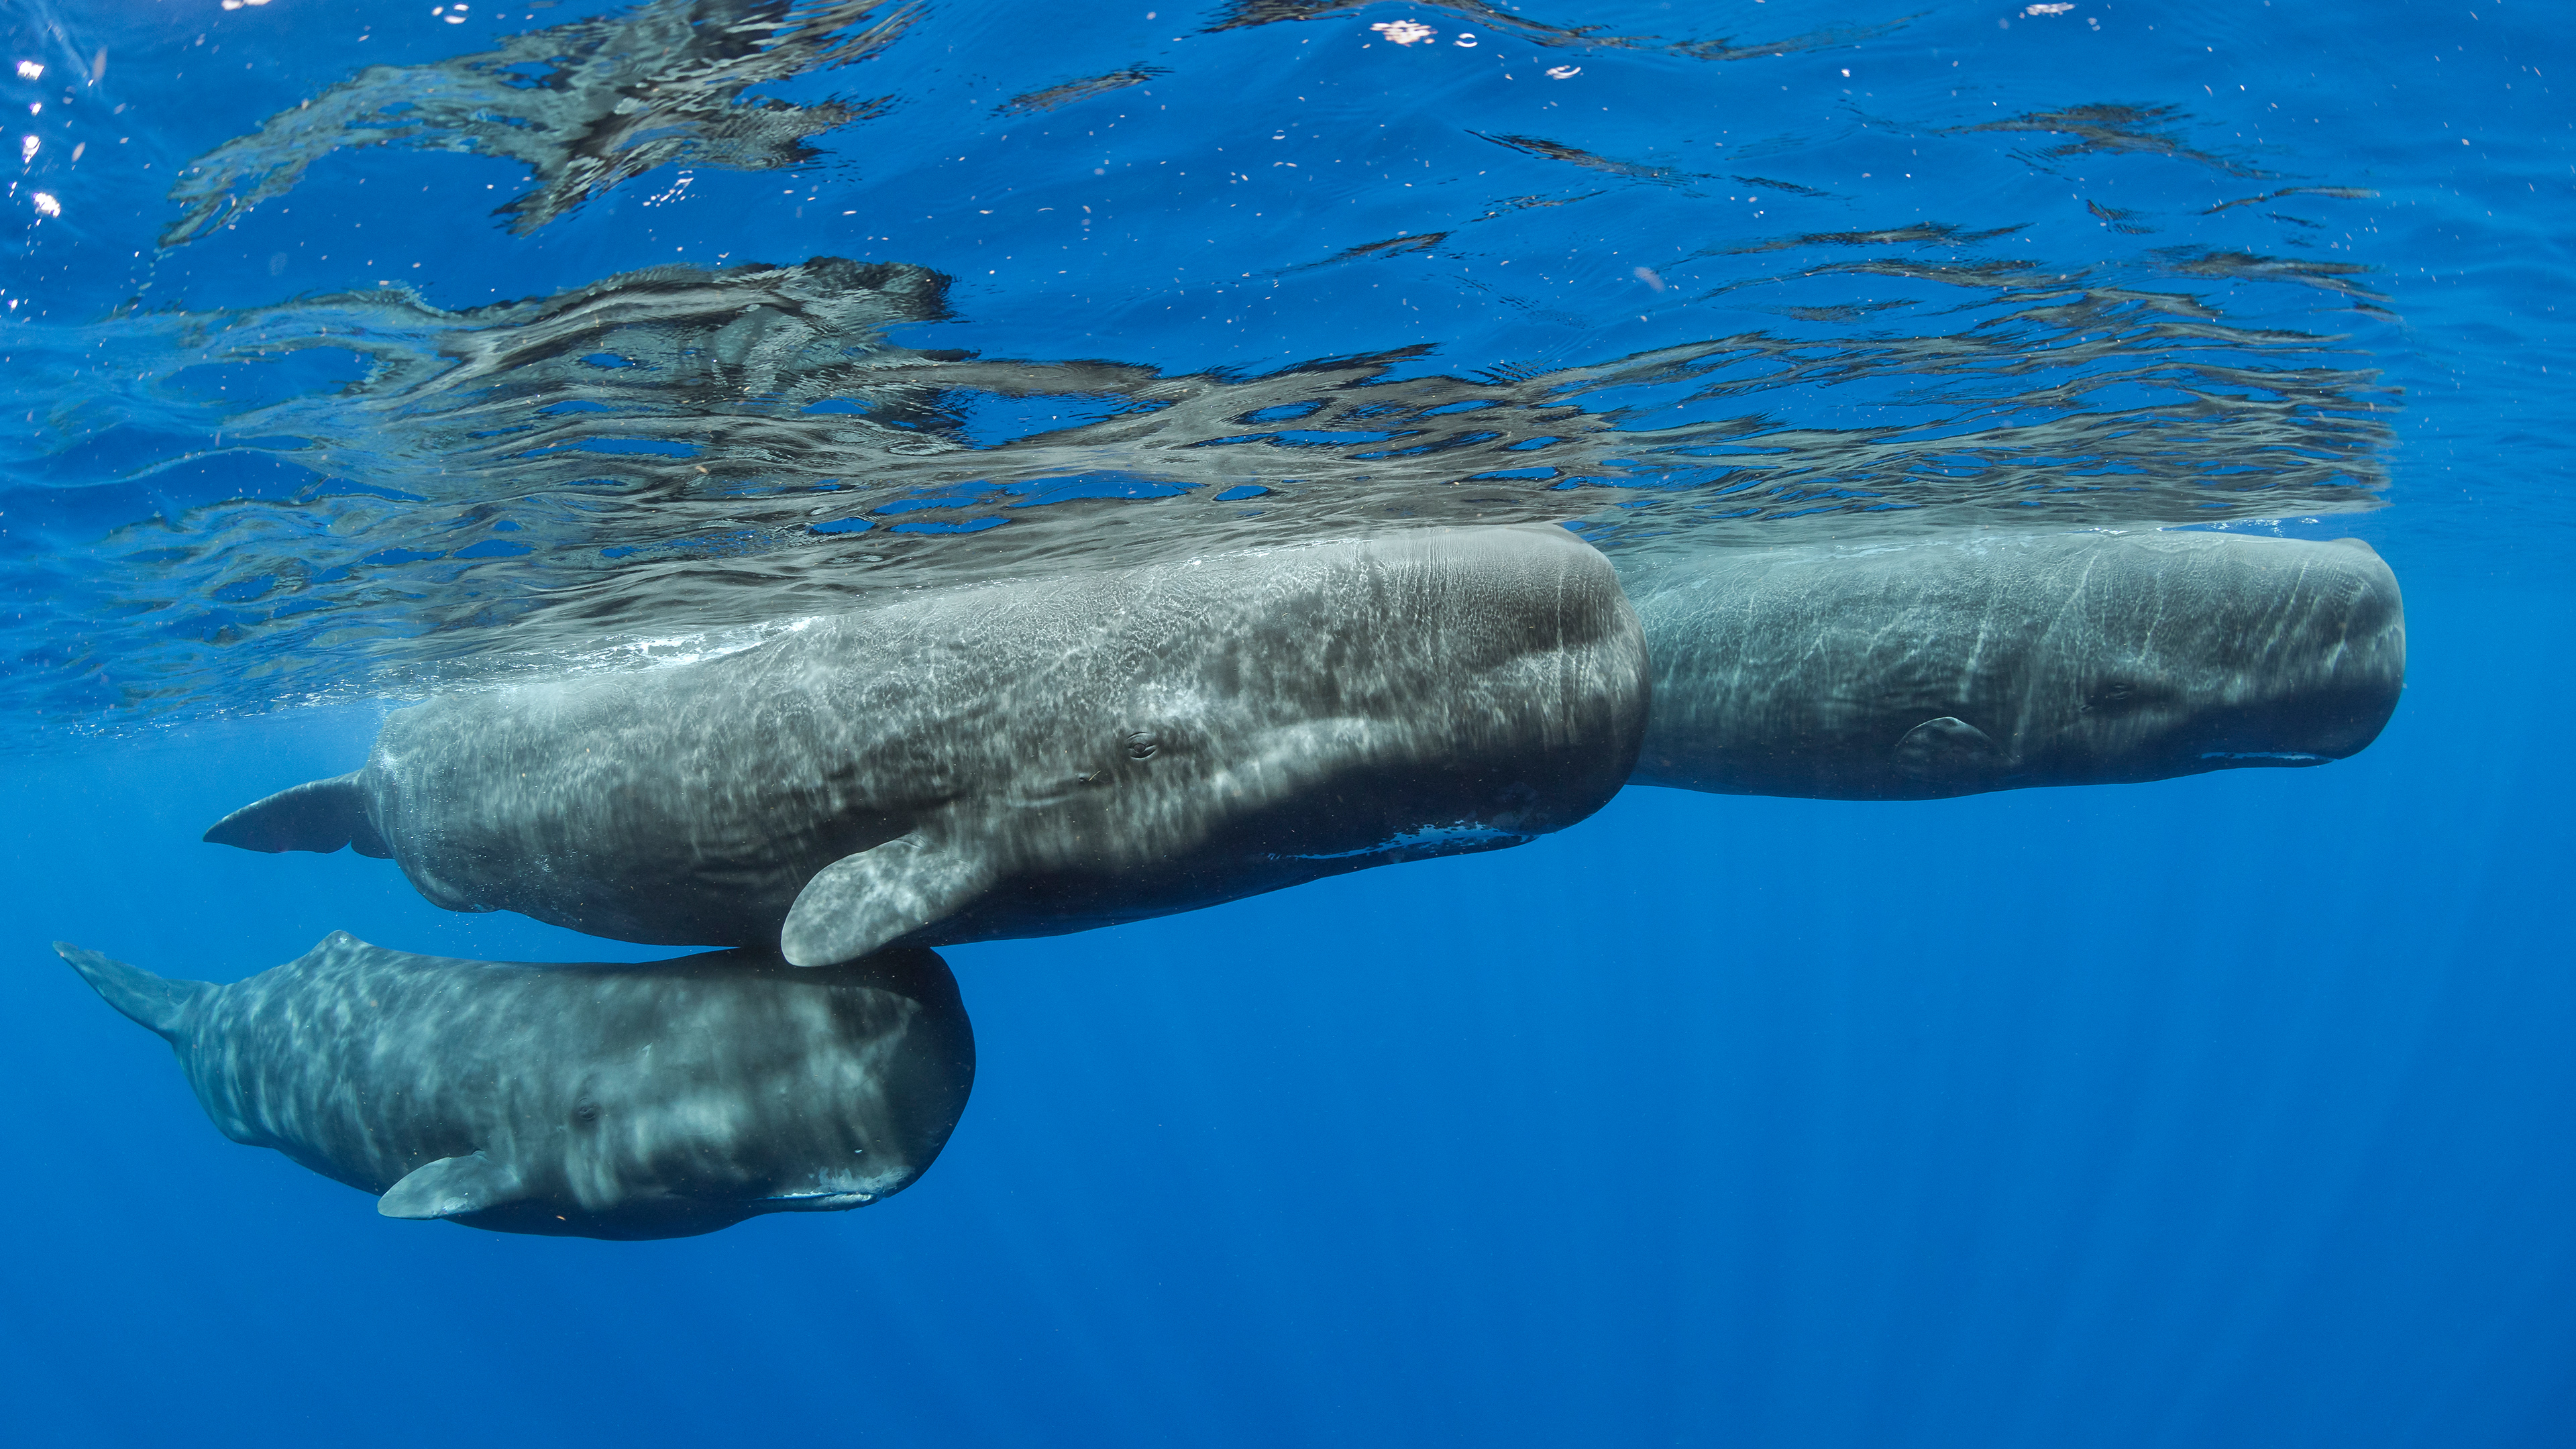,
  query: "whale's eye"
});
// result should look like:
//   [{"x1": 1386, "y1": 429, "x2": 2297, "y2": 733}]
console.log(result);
[
  {"x1": 574, "y1": 1098, "x2": 601, "y2": 1124},
  {"x1": 1124, "y1": 730, "x2": 1160, "y2": 761},
  {"x1": 2087, "y1": 678, "x2": 2174, "y2": 715}
]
